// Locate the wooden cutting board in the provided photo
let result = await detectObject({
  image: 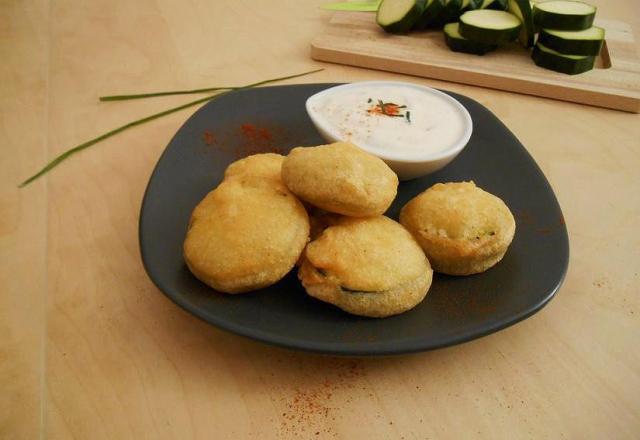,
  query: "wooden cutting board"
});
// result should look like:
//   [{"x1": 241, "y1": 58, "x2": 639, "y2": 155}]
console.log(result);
[{"x1": 311, "y1": 12, "x2": 640, "y2": 113}]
